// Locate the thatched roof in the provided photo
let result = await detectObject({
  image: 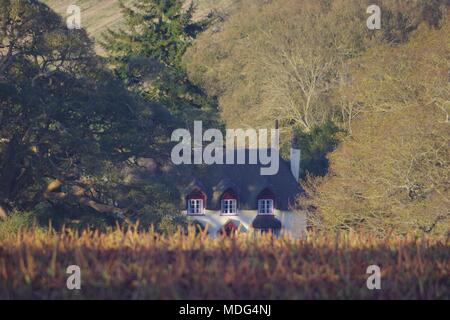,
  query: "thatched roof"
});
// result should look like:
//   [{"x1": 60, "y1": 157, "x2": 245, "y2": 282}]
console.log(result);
[{"x1": 180, "y1": 149, "x2": 302, "y2": 211}]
